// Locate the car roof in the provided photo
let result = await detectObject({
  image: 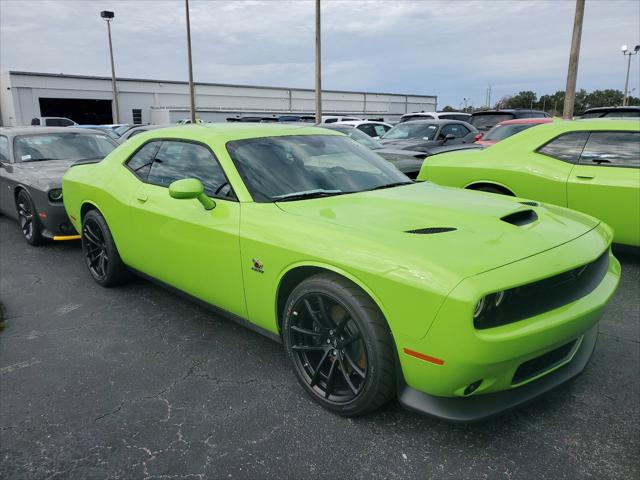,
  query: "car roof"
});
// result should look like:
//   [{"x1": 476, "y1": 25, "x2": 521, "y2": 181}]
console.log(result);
[
  {"x1": 131, "y1": 122, "x2": 343, "y2": 143},
  {"x1": 497, "y1": 118, "x2": 554, "y2": 125},
  {"x1": 337, "y1": 120, "x2": 389, "y2": 126},
  {"x1": 393, "y1": 119, "x2": 466, "y2": 125},
  {"x1": 583, "y1": 106, "x2": 640, "y2": 112},
  {"x1": 0, "y1": 126, "x2": 104, "y2": 137}
]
